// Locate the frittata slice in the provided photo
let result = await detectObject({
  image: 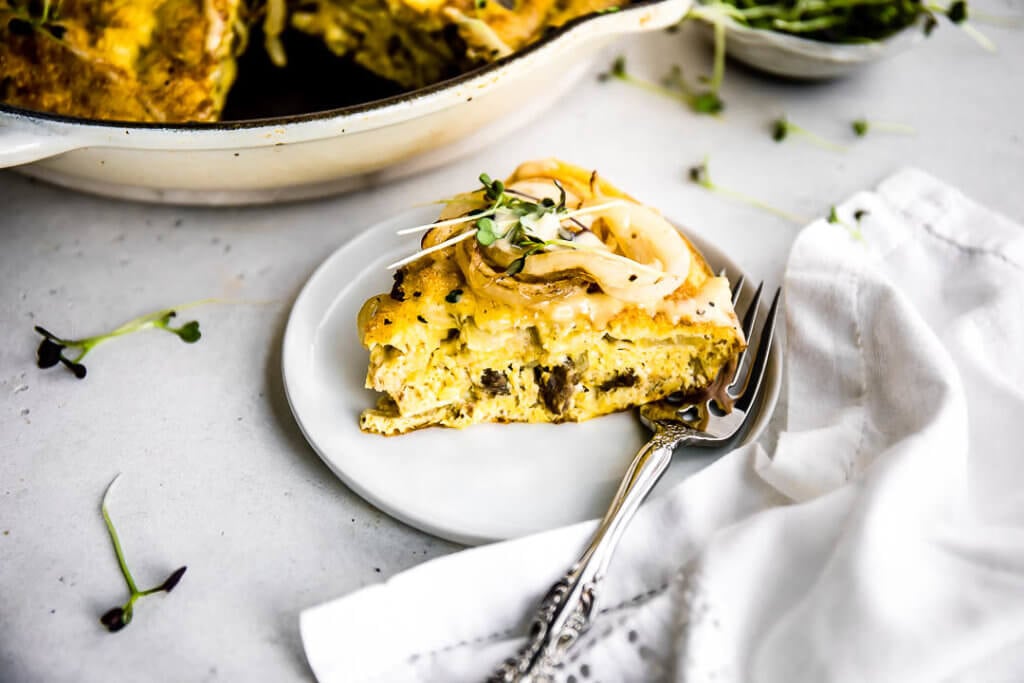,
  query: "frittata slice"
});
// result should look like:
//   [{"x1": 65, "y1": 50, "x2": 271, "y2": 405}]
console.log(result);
[
  {"x1": 0, "y1": 0, "x2": 243, "y2": 122},
  {"x1": 357, "y1": 159, "x2": 745, "y2": 436}
]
